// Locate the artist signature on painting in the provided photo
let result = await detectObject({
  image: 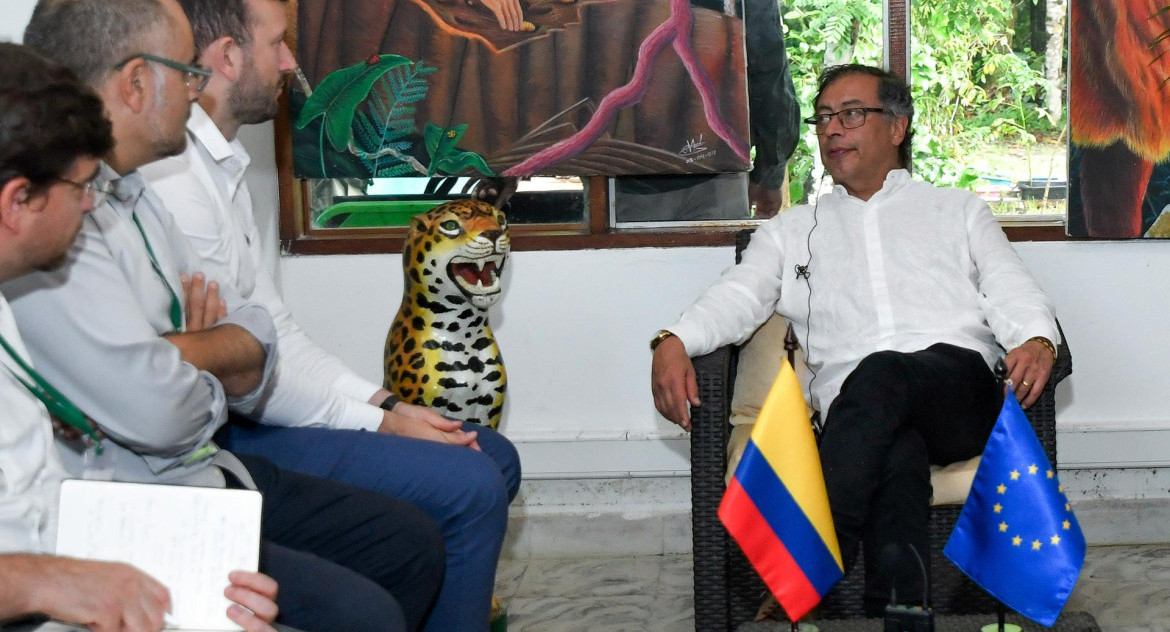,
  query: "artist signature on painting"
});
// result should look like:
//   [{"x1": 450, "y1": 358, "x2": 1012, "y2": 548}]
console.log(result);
[
  {"x1": 680, "y1": 135, "x2": 715, "y2": 164},
  {"x1": 680, "y1": 135, "x2": 708, "y2": 156}
]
